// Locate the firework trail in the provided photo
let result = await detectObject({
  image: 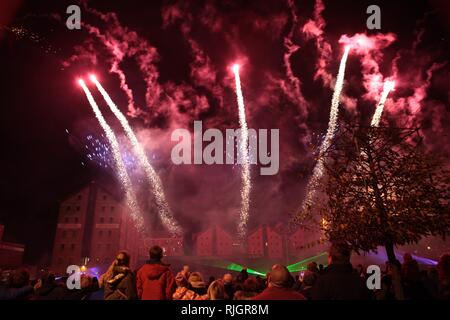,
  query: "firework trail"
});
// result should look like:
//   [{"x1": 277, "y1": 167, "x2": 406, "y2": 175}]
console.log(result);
[
  {"x1": 78, "y1": 79, "x2": 144, "y2": 231},
  {"x1": 370, "y1": 80, "x2": 395, "y2": 127},
  {"x1": 232, "y1": 64, "x2": 251, "y2": 239},
  {"x1": 293, "y1": 46, "x2": 351, "y2": 224},
  {"x1": 90, "y1": 75, "x2": 182, "y2": 236}
]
